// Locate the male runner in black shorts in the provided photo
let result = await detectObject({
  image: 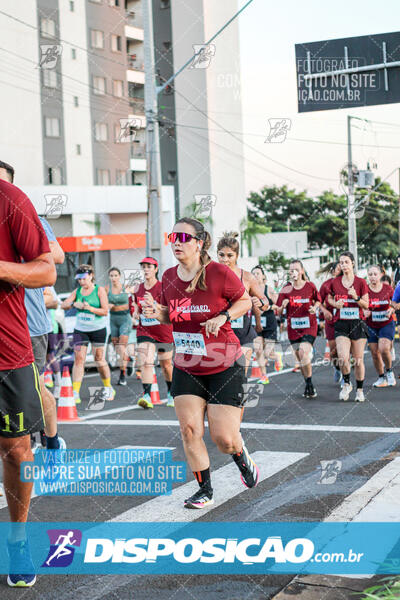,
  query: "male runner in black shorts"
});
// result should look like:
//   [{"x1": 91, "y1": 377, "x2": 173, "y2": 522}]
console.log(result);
[{"x1": 0, "y1": 164, "x2": 56, "y2": 586}]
